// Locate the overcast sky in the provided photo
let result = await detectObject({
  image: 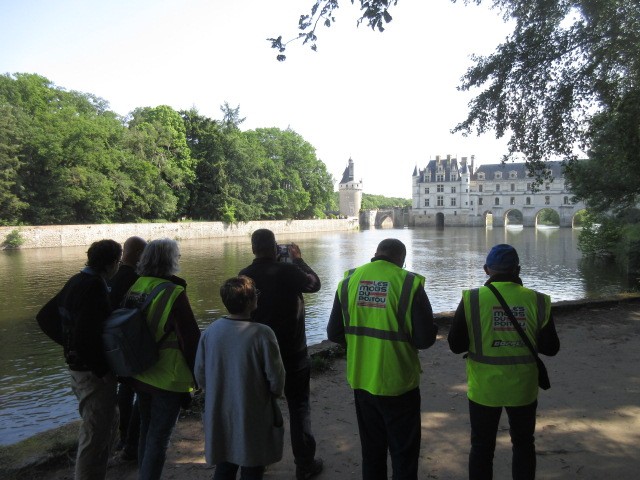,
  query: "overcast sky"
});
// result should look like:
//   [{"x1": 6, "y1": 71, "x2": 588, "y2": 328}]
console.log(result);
[{"x1": 0, "y1": 0, "x2": 515, "y2": 198}]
